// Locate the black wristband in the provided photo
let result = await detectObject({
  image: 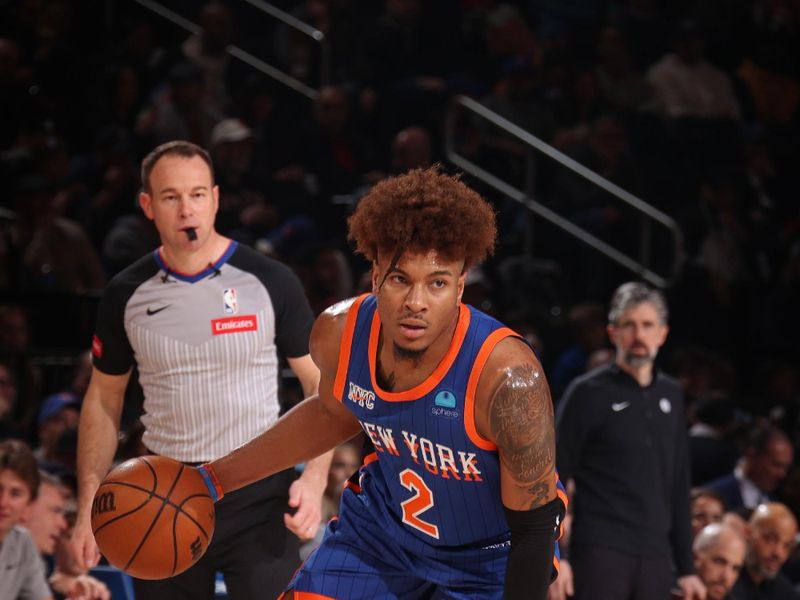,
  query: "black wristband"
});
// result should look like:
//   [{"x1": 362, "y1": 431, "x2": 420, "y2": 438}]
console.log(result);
[{"x1": 503, "y1": 497, "x2": 565, "y2": 600}]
